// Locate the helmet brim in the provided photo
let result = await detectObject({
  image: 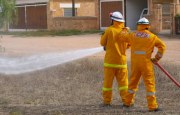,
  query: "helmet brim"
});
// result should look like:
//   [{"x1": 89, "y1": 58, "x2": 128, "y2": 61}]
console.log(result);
[
  {"x1": 111, "y1": 17, "x2": 125, "y2": 22},
  {"x1": 137, "y1": 22, "x2": 149, "y2": 25}
]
